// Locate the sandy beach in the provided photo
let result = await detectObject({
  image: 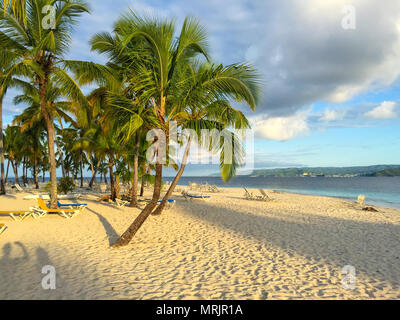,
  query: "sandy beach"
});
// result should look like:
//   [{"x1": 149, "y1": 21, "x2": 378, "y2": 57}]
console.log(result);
[{"x1": 1, "y1": 187, "x2": 399, "y2": 300}]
